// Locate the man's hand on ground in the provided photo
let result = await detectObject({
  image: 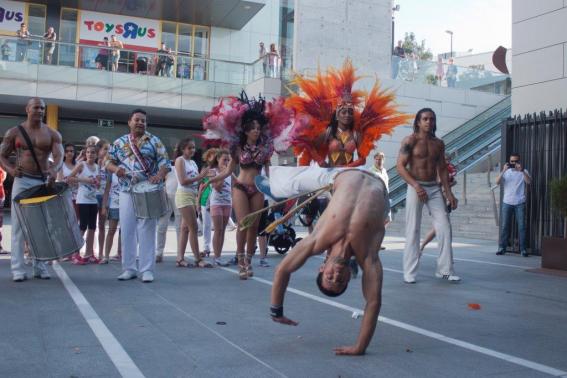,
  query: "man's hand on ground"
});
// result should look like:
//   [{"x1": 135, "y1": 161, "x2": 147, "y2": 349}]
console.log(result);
[
  {"x1": 271, "y1": 316, "x2": 299, "y2": 326},
  {"x1": 333, "y1": 345, "x2": 365, "y2": 356}
]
